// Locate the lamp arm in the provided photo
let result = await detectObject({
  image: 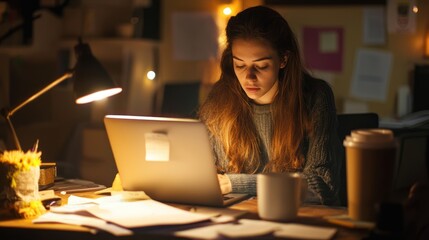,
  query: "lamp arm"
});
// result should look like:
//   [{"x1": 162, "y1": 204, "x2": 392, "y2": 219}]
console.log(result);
[
  {"x1": 8, "y1": 72, "x2": 73, "y2": 116},
  {"x1": 1, "y1": 71, "x2": 73, "y2": 150}
]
